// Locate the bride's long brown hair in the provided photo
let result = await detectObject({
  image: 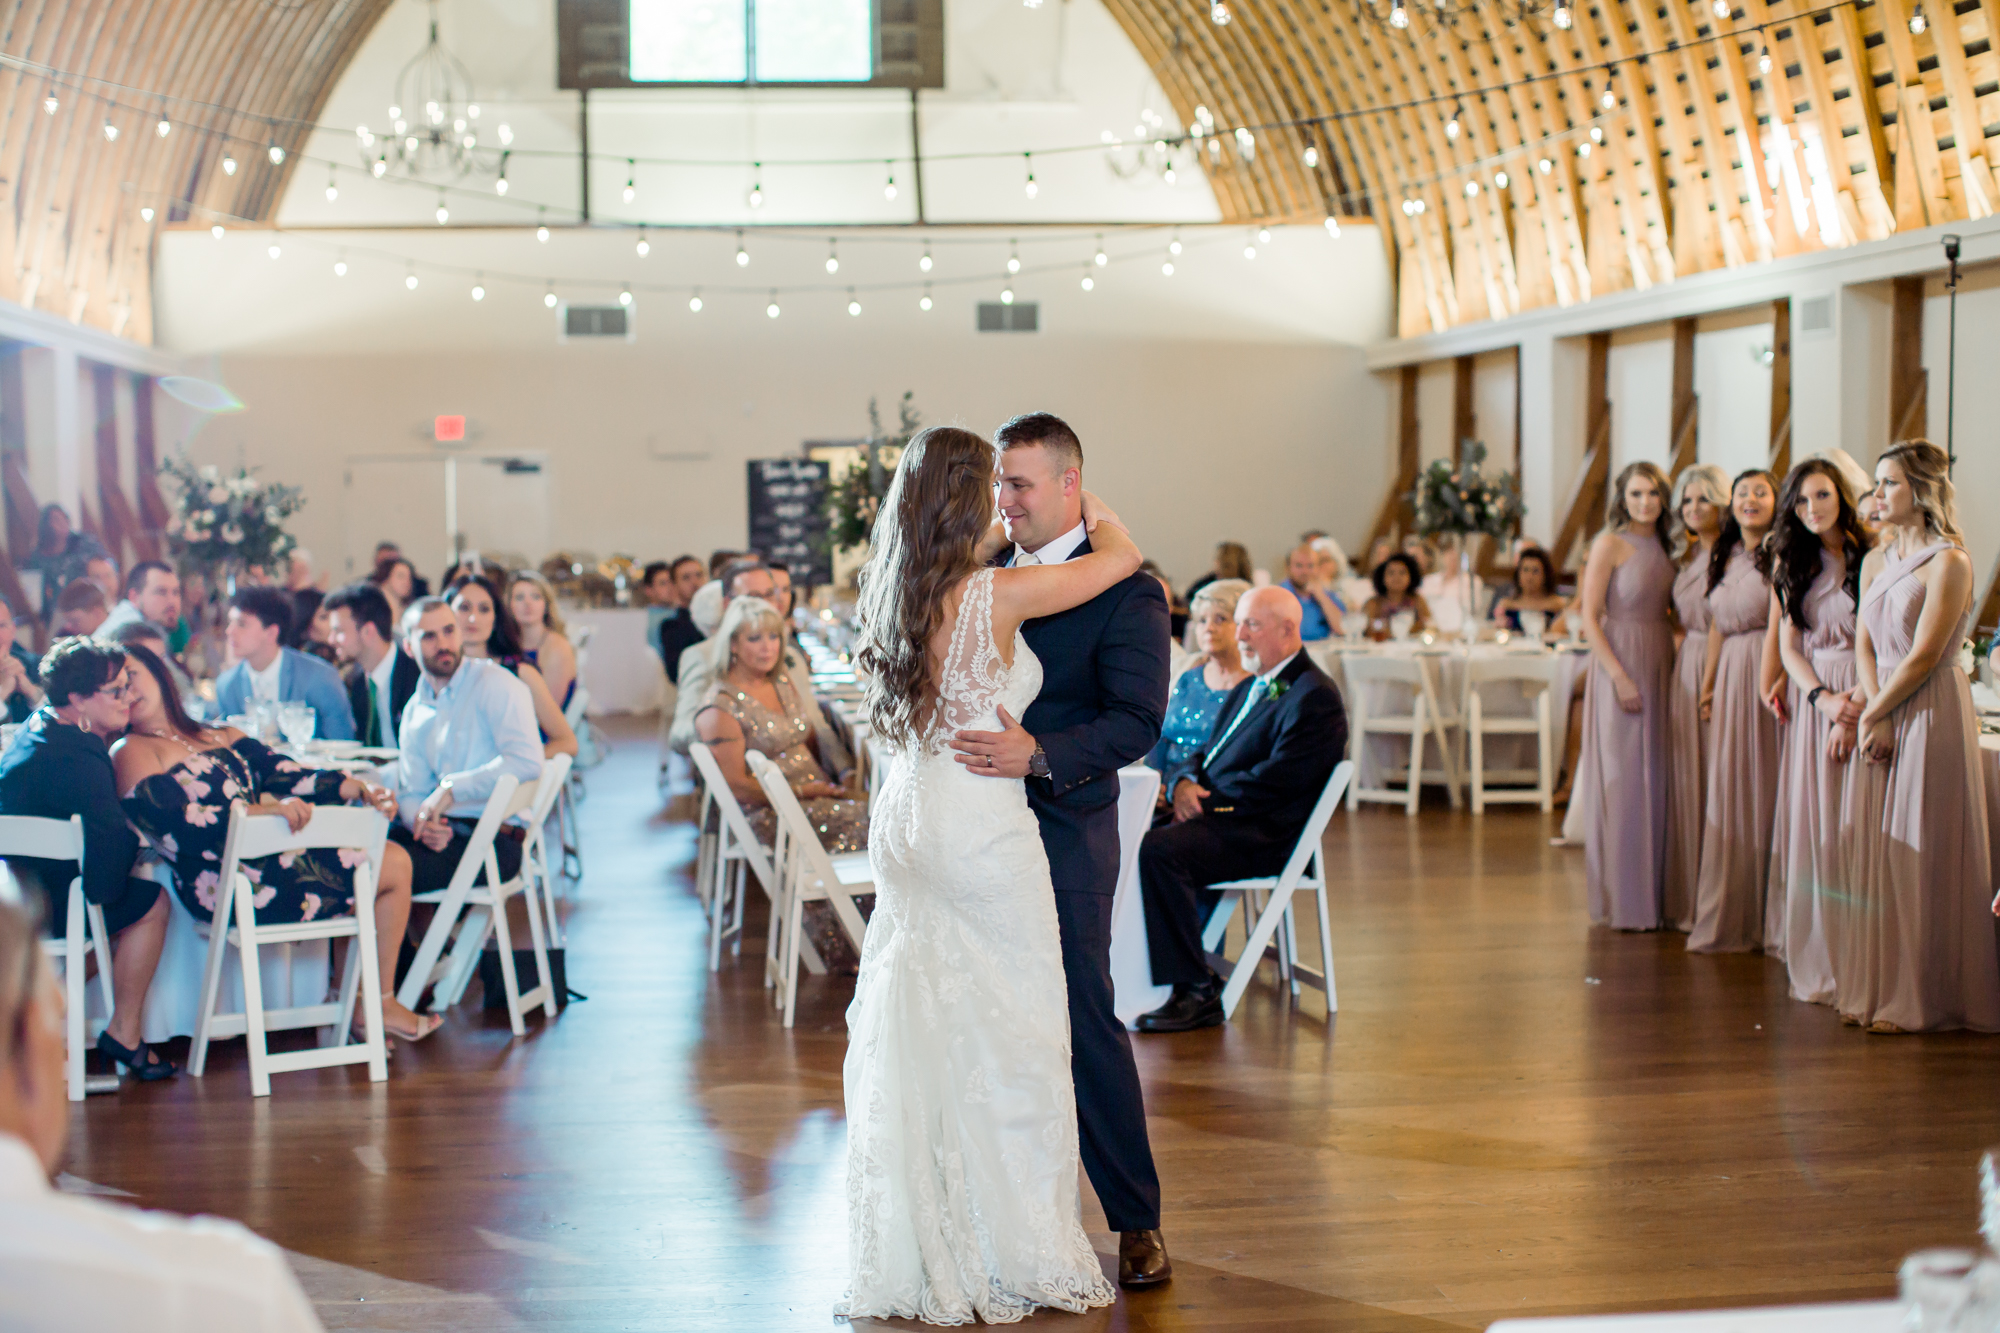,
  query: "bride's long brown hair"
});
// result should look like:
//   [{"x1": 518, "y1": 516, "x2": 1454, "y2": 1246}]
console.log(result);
[{"x1": 855, "y1": 426, "x2": 996, "y2": 749}]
